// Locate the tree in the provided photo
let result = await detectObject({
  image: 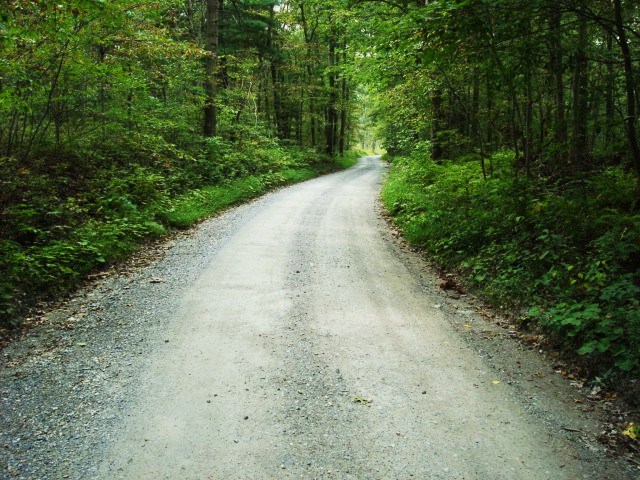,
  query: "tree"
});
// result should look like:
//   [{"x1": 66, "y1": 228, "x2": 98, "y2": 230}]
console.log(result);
[
  {"x1": 350, "y1": 0, "x2": 640, "y2": 181},
  {"x1": 613, "y1": 0, "x2": 640, "y2": 176},
  {"x1": 203, "y1": 0, "x2": 219, "y2": 137}
]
